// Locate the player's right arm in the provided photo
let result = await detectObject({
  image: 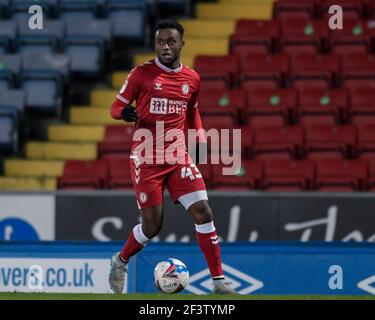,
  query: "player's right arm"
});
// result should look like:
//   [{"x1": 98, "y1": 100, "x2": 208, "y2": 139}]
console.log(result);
[{"x1": 110, "y1": 67, "x2": 141, "y2": 121}]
